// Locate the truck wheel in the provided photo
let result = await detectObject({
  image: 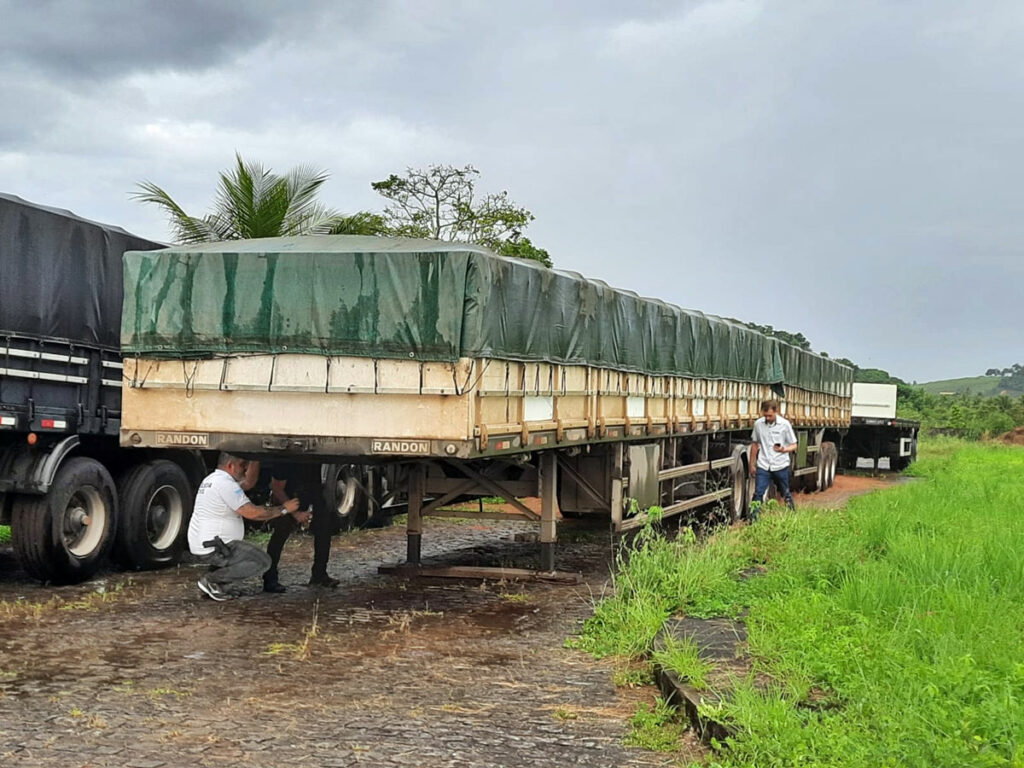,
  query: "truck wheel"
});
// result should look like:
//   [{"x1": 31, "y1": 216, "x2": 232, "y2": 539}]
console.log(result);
[
  {"x1": 811, "y1": 450, "x2": 826, "y2": 492},
  {"x1": 115, "y1": 460, "x2": 193, "y2": 570},
  {"x1": 729, "y1": 447, "x2": 749, "y2": 522},
  {"x1": 325, "y1": 464, "x2": 367, "y2": 531},
  {"x1": 814, "y1": 442, "x2": 836, "y2": 492},
  {"x1": 12, "y1": 457, "x2": 117, "y2": 584},
  {"x1": 822, "y1": 443, "x2": 838, "y2": 489}
]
